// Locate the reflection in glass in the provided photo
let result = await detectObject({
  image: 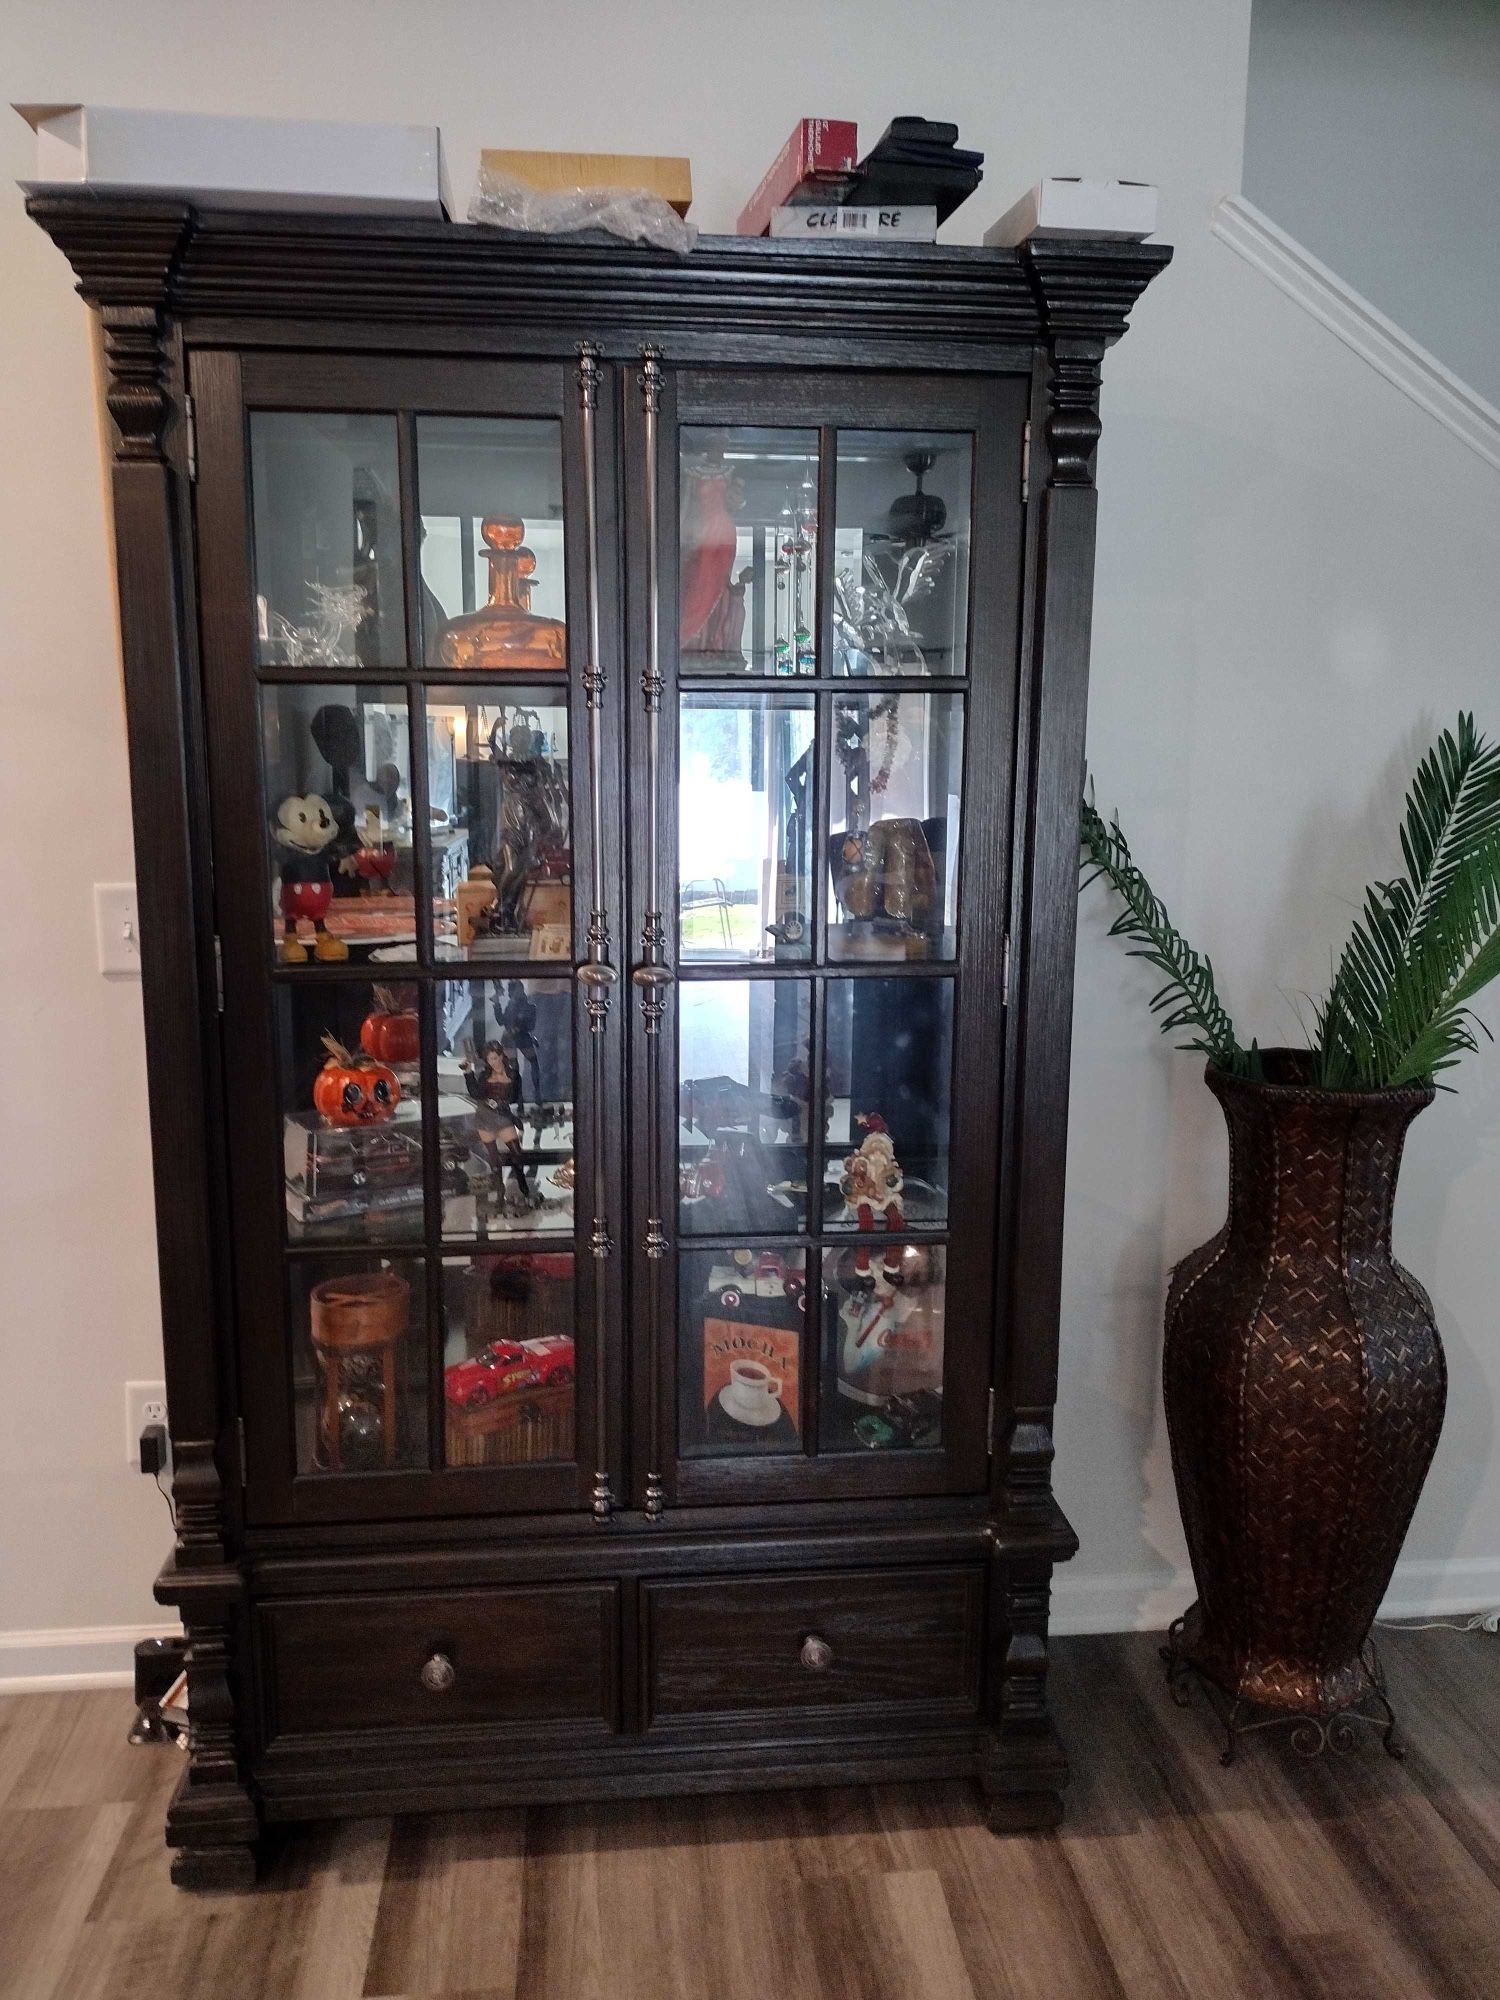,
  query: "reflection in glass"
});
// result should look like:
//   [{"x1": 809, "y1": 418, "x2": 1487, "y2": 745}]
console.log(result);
[
  {"x1": 828, "y1": 692, "x2": 963, "y2": 961},
  {"x1": 292, "y1": 1256, "x2": 425, "y2": 1474},
  {"x1": 261, "y1": 683, "x2": 415, "y2": 963},
  {"x1": 438, "y1": 979, "x2": 574, "y2": 1240},
  {"x1": 277, "y1": 981, "x2": 424, "y2": 1244},
  {"x1": 442, "y1": 1254, "x2": 576, "y2": 1467},
  {"x1": 250, "y1": 412, "x2": 404, "y2": 668},
  {"x1": 680, "y1": 428, "x2": 818, "y2": 675},
  {"x1": 822, "y1": 977, "x2": 954, "y2": 1230},
  {"x1": 679, "y1": 693, "x2": 814, "y2": 962},
  {"x1": 679, "y1": 1247, "x2": 806, "y2": 1458},
  {"x1": 833, "y1": 431, "x2": 971, "y2": 677},
  {"x1": 822, "y1": 1244, "x2": 944, "y2": 1452},
  {"x1": 679, "y1": 981, "x2": 812, "y2": 1233},
  {"x1": 418, "y1": 417, "x2": 567, "y2": 671},
  {"x1": 425, "y1": 690, "x2": 571, "y2": 960}
]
